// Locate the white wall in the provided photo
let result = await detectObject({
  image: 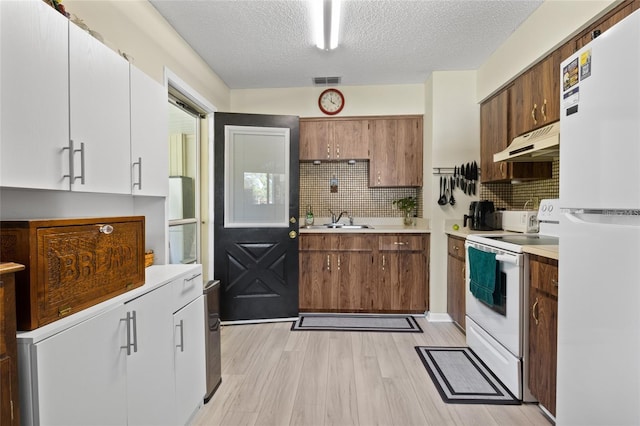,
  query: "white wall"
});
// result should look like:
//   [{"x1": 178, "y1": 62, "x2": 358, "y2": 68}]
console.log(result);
[
  {"x1": 424, "y1": 71, "x2": 480, "y2": 315},
  {"x1": 477, "y1": 0, "x2": 616, "y2": 101},
  {"x1": 231, "y1": 84, "x2": 424, "y2": 117}
]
